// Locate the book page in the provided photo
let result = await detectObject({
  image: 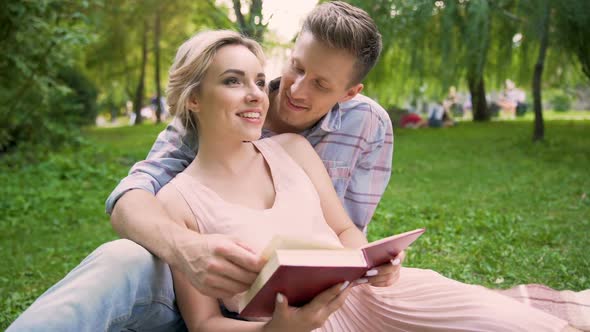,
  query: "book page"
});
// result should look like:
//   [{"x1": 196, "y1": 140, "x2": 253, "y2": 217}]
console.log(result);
[{"x1": 259, "y1": 235, "x2": 343, "y2": 260}]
